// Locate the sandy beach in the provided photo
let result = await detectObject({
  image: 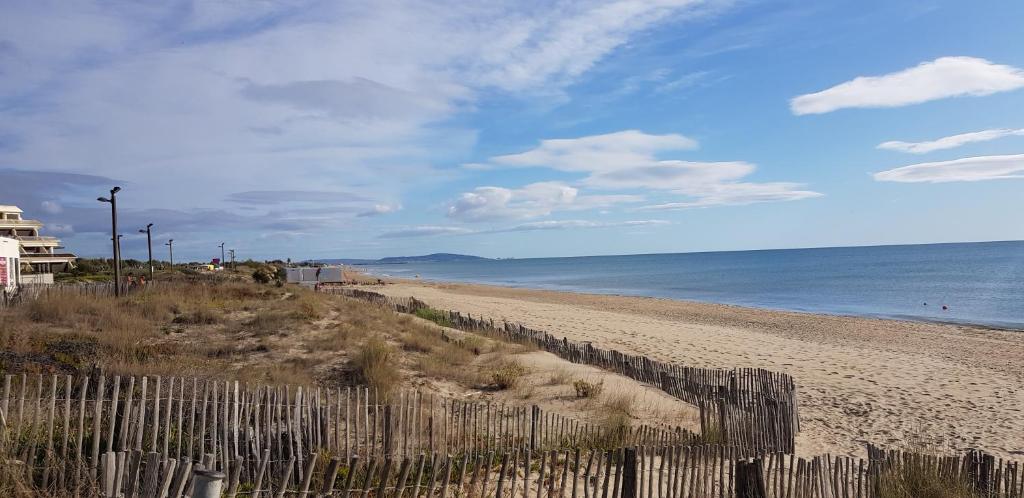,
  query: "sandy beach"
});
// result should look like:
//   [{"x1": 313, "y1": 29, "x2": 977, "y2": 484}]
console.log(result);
[{"x1": 357, "y1": 278, "x2": 1024, "y2": 459}]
